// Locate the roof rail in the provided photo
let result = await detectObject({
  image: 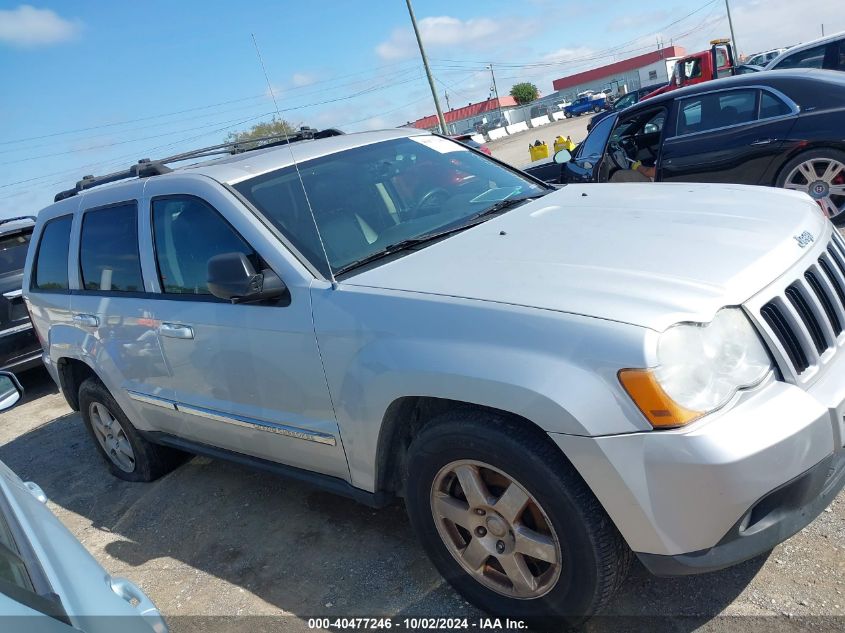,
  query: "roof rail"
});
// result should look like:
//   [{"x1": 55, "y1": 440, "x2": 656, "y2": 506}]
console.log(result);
[
  {"x1": 54, "y1": 126, "x2": 344, "y2": 203},
  {"x1": 0, "y1": 215, "x2": 37, "y2": 226}
]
